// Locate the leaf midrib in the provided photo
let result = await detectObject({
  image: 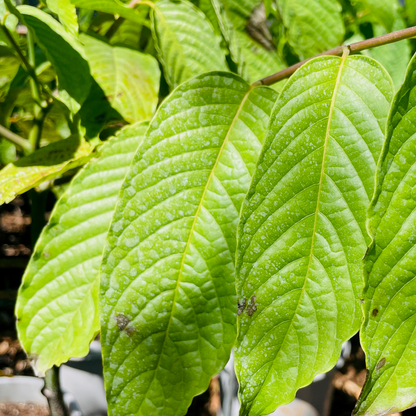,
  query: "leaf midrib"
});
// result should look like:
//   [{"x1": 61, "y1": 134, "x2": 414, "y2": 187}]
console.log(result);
[
  {"x1": 135, "y1": 85, "x2": 253, "y2": 412},
  {"x1": 244, "y1": 53, "x2": 349, "y2": 416}
]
